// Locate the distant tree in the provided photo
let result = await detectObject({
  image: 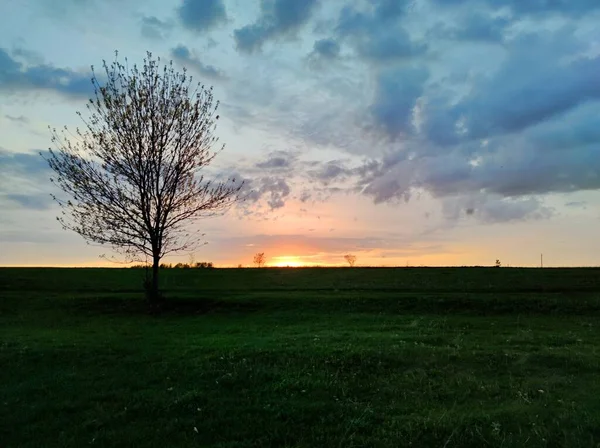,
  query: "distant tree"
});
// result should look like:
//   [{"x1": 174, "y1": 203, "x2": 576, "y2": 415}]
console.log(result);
[
  {"x1": 130, "y1": 264, "x2": 147, "y2": 269},
  {"x1": 237, "y1": 264, "x2": 243, "y2": 268},
  {"x1": 194, "y1": 261, "x2": 213, "y2": 268},
  {"x1": 344, "y1": 254, "x2": 357, "y2": 267},
  {"x1": 495, "y1": 259, "x2": 502, "y2": 268},
  {"x1": 254, "y1": 252, "x2": 266, "y2": 268},
  {"x1": 44, "y1": 51, "x2": 241, "y2": 306}
]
